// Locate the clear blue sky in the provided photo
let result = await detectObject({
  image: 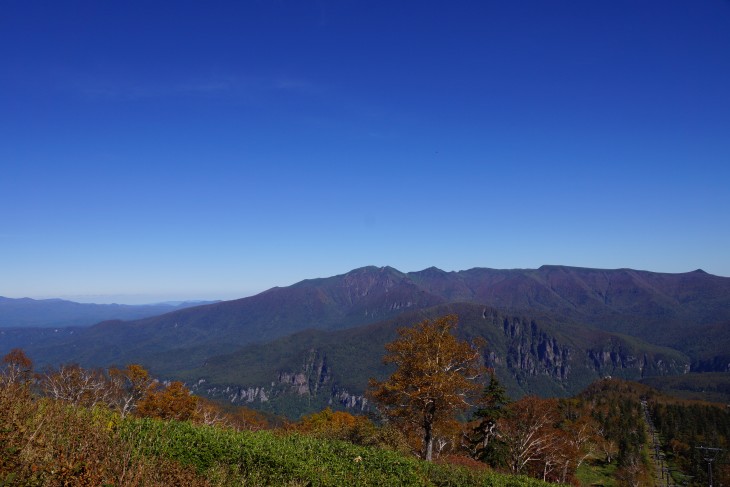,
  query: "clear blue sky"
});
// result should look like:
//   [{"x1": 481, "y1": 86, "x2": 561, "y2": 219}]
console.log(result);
[{"x1": 2, "y1": 1, "x2": 729, "y2": 304}]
